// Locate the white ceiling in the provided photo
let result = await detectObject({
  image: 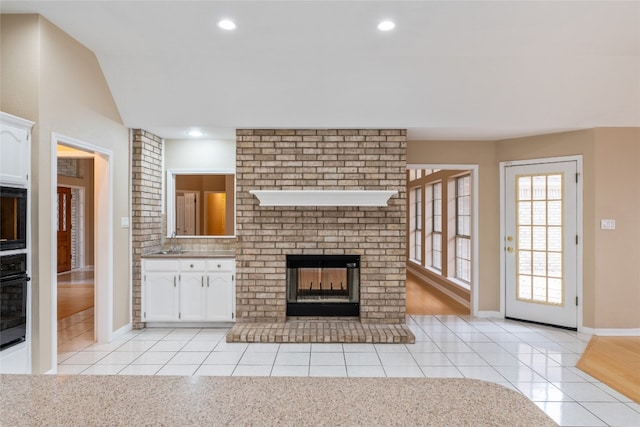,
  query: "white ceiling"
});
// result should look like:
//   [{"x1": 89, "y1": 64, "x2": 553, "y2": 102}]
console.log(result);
[{"x1": 2, "y1": 1, "x2": 639, "y2": 141}]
